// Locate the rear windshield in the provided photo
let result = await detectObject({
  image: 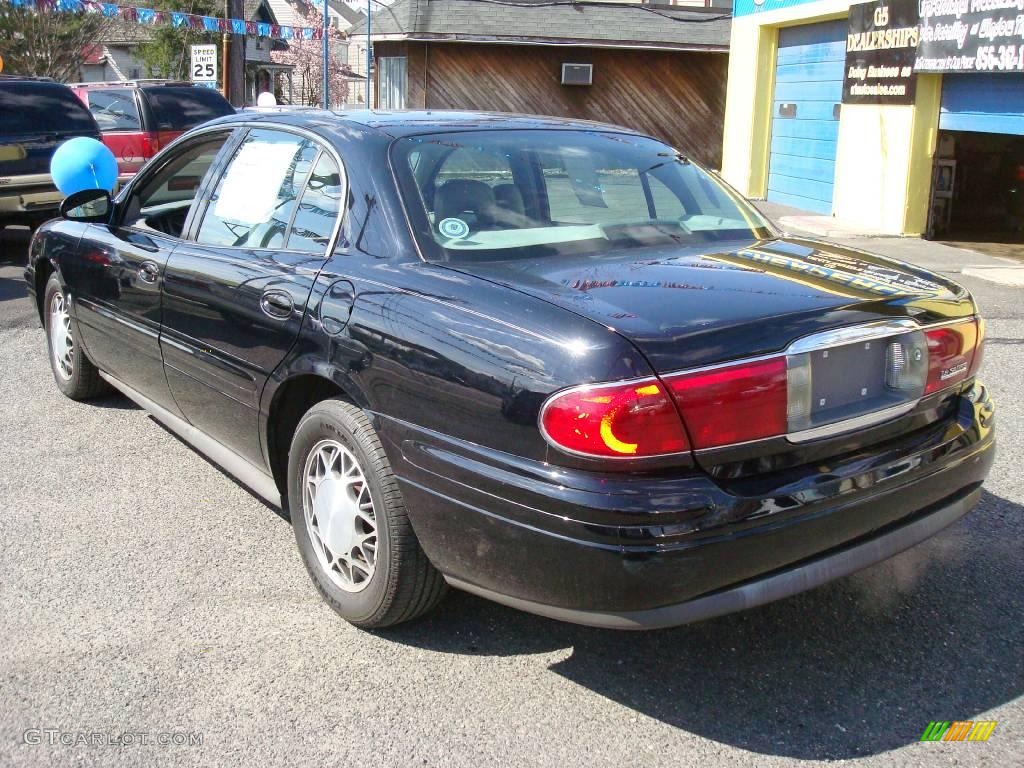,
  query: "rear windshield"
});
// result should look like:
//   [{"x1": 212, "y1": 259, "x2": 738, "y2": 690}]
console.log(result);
[
  {"x1": 391, "y1": 130, "x2": 773, "y2": 263},
  {"x1": 0, "y1": 82, "x2": 97, "y2": 135},
  {"x1": 86, "y1": 88, "x2": 141, "y2": 131},
  {"x1": 142, "y1": 87, "x2": 234, "y2": 130}
]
